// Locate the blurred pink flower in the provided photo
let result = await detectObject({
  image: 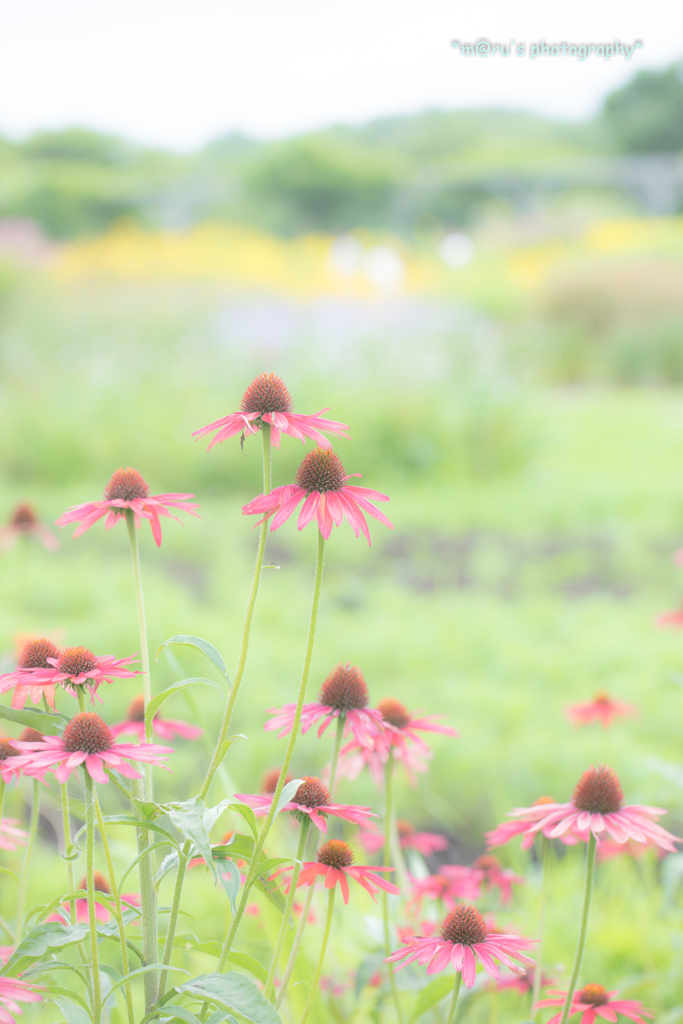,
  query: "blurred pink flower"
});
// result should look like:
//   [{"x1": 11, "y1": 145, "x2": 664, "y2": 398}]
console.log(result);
[
  {"x1": 535, "y1": 984, "x2": 653, "y2": 1024},
  {"x1": 57, "y1": 467, "x2": 200, "y2": 547},
  {"x1": 0, "y1": 504, "x2": 59, "y2": 552},
  {"x1": 472, "y1": 855, "x2": 525, "y2": 904},
  {"x1": 110, "y1": 694, "x2": 202, "y2": 742},
  {"x1": 242, "y1": 447, "x2": 392, "y2": 545},
  {"x1": 235, "y1": 776, "x2": 378, "y2": 833},
  {"x1": 0, "y1": 976, "x2": 42, "y2": 1022},
  {"x1": 657, "y1": 606, "x2": 683, "y2": 629},
  {"x1": 0, "y1": 637, "x2": 61, "y2": 710},
  {"x1": 0, "y1": 817, "x2": 27, "y2": 852},
  {"x1": 486, "y1": 796, "x2": 590, "y2": 851},
  {"x1": 566, "y1": 692, "x2": 638, "y2": 728},
  {"x1": 192, "y1": 372, "x2": 350, "y2": 451},
  {"x1": 358, "y1": 818, "x2": 447, "y2": 857},
  {"x1": 273, "y1": 839, "x2": 398, "y2": 905}
]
